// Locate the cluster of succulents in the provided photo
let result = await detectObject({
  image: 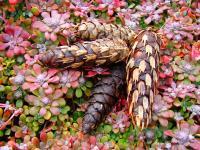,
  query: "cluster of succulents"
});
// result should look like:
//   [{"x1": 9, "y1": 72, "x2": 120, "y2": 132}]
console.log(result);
[
  {"x1": 125, "y1": 0, "x2": 169, "y2": 29},
  {"x1": 0, "y1": 25, "x2": 31, "y2": 57},
  {"x1": 32, "y1": 10, "x2": 72, "y2": 41},
  {"x1": 106, "y1": 110, "x2": 131, "y2": 133},
  {"x1": 0, "y1": 0, "x2": 200, "y2": 149}
]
